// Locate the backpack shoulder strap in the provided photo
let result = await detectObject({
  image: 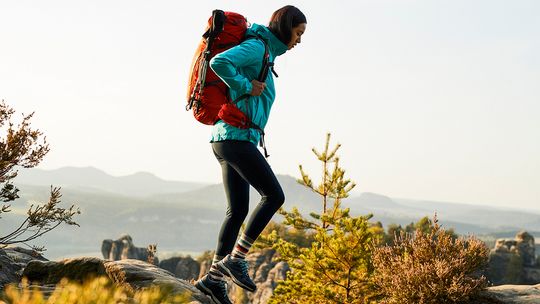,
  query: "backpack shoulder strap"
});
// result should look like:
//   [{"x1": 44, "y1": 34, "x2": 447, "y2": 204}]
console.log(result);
[
  {"x1": 249, "y1": 35, "x2": 278, "y2": 81},
  {"x1": 232, "y1": 36, "x2": 275, "y2": 103}
]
